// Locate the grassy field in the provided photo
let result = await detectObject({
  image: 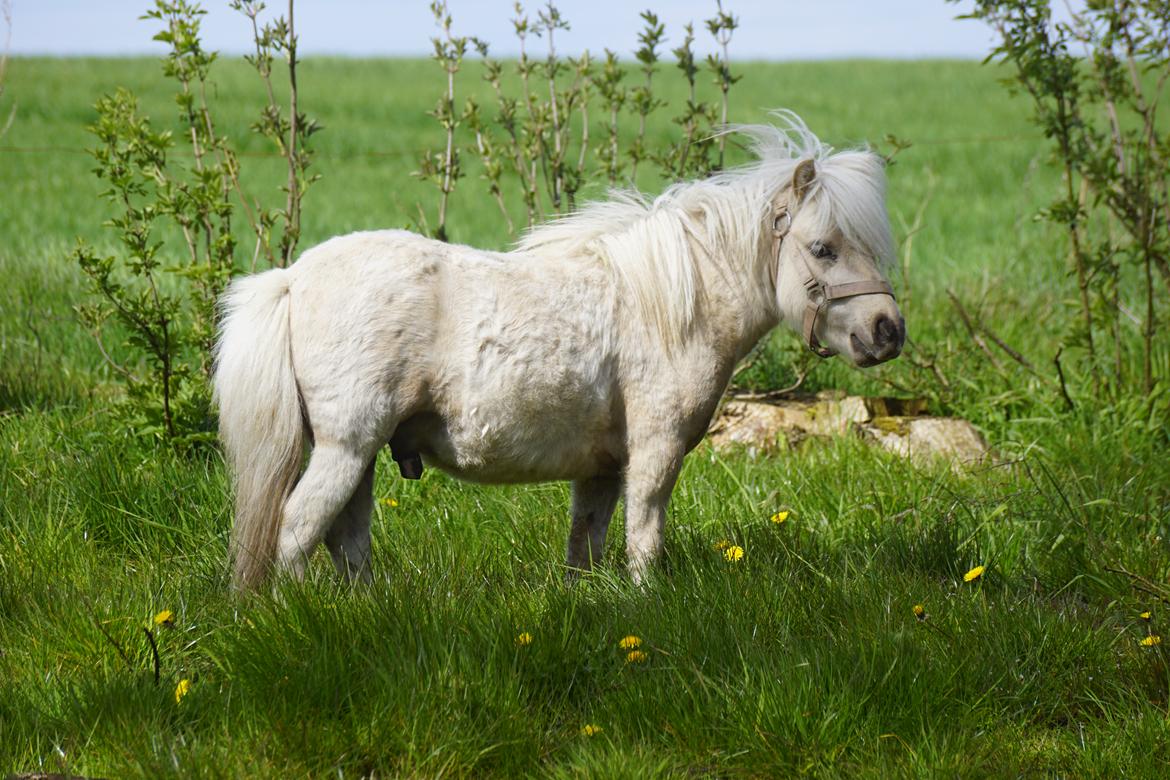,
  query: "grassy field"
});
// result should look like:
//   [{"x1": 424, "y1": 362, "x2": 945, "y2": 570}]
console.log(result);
[{"x1": 1, "y1": 53, "x2": 1169, "y2": 777}]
